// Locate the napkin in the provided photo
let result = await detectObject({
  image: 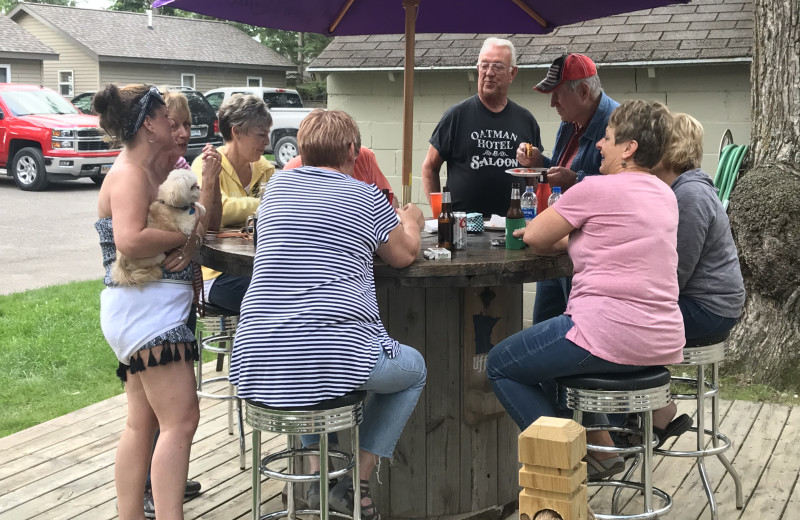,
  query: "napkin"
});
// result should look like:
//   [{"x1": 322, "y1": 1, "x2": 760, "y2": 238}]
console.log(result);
[
  {"x1": 423, "y1": 219, "x2": 438, "y2": 233},
  {"x1": 486, "y1": 214, "x2": 506, "y2": 228}
]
